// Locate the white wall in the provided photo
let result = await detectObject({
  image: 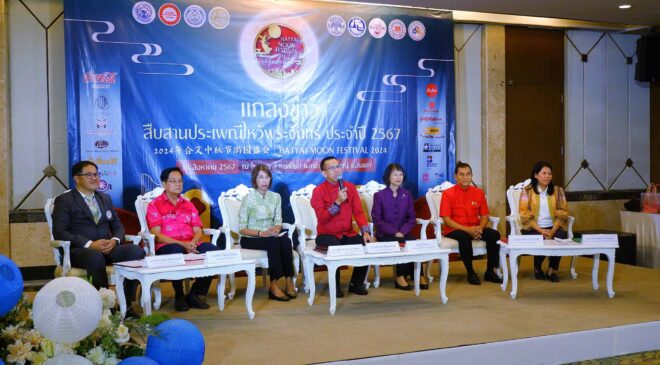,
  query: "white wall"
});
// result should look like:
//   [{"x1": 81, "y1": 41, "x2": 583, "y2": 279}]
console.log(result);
[{"x1": 564, "y1": 30, "x2": 650, "y2": 192}]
